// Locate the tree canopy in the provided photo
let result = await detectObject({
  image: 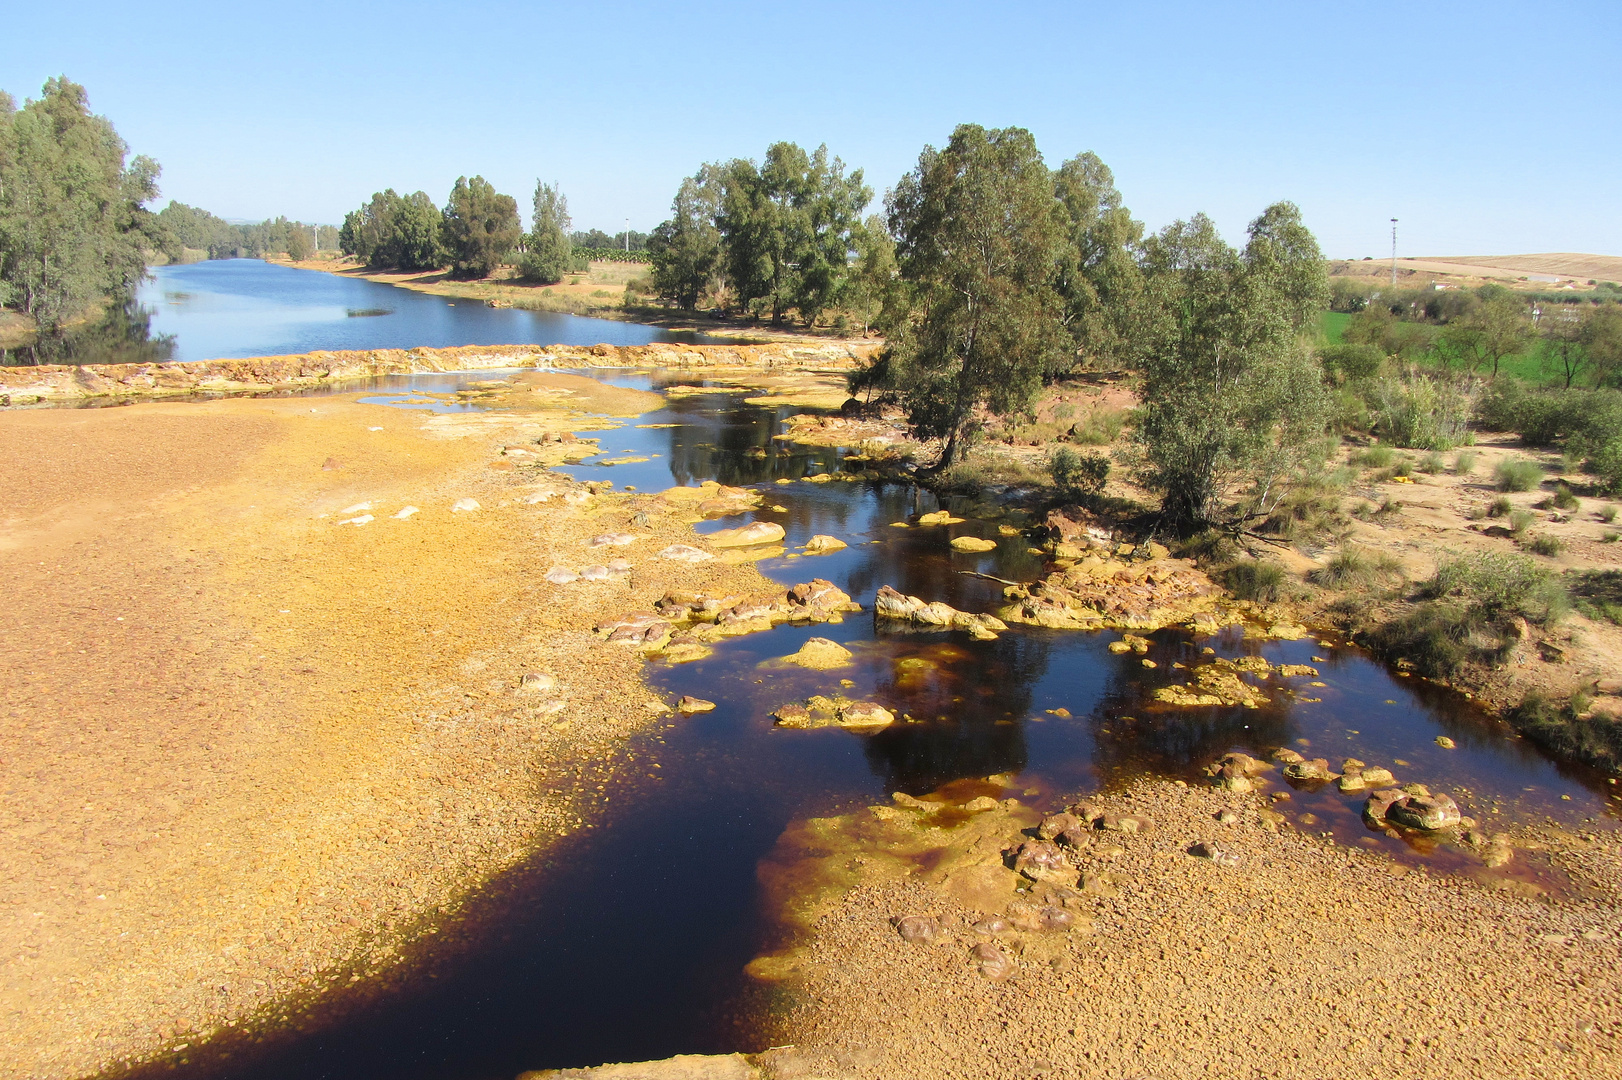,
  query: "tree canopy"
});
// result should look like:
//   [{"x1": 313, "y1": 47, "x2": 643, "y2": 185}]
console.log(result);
[
  {"x1": 648, "y1": 166, "x2": 724, "y2": 311},
  {"x1": 880, "y1": 123, "x2": 1070, "y2": 468},
  {"x1": 1131, "y1": 203, "x2": 1332, "y2": 530},
  {"x1": 0, "y1": 77, "x2": 161, "y2": 330},
  {"x1": 440, "y1": 176, "x2": 520, "y2": 278},
  {"x1": 519, "y1": 181, "x2": 571, "y2": 284}
]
